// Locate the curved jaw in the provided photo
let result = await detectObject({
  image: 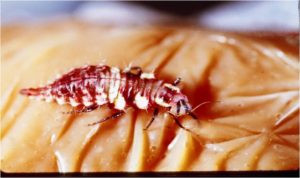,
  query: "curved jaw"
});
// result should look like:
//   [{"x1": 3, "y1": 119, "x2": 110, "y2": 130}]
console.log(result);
[{"x1": 188, "y1": 112, "x2": 198, "y2": 120}]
